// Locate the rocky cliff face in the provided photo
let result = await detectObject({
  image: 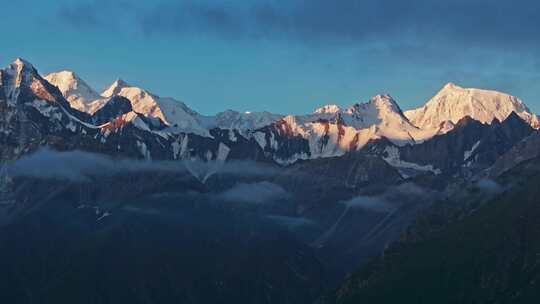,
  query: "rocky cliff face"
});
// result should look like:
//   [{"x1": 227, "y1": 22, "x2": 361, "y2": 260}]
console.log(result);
[
  {"x1": 364, "y1": 112, "x2": 534, "y2": 178},
  {"x1": 488, "y1": 130, "x2": 540, "y2": 178}
]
